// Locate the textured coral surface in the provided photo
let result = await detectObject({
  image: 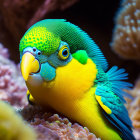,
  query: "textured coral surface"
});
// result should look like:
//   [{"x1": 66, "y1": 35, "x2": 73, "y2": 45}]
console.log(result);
[
  {"x1": 125, "y1": 79, "x2": 140, "y2": 140},
  {"x1": 0, "y1": 44, "x2": 27, "y2": 109},
  {"x1": 21, "y1": 106, "x2": 99, "y2": 140},
  {"x1": 111, "y1": 0, "x2": 140, "y2": 60}
]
